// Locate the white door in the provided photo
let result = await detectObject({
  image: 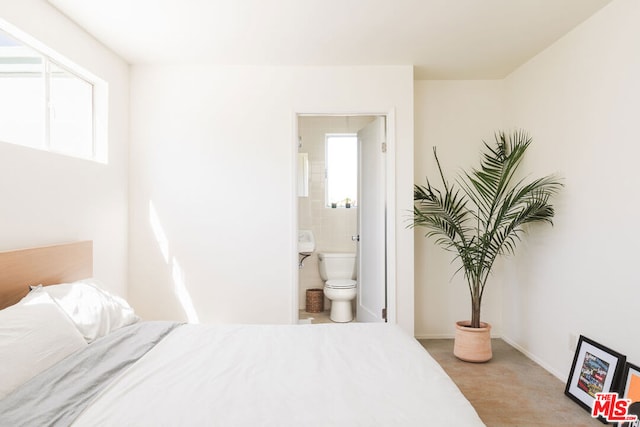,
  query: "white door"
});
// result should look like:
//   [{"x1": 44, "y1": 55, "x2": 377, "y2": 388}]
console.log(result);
[{"x1": 356, "y1": 116, "x2": 387, "y2": 323}]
